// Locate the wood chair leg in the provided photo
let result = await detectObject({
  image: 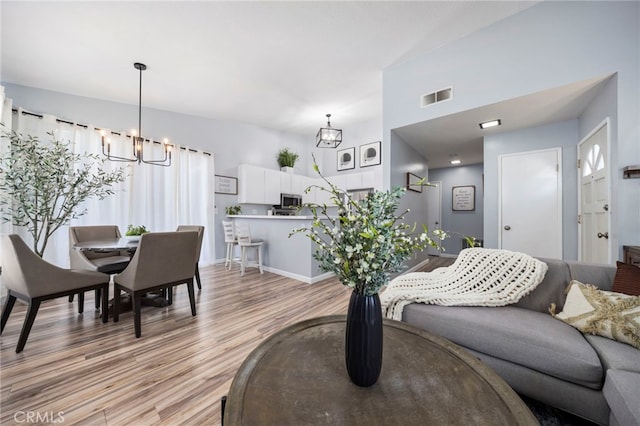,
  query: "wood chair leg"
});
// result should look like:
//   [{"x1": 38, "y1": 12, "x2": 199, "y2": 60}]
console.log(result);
[
  {"x1": 167, "y1": 287, "x2": 173, "y2": 305},
  {"x1": 132, "y1": 293, "x2": 142, "y2": 338},
  {"x1": 195, "y1": 263, "x2": 202, "y2": 290},
  {"x1": 1, "y1": 294, "x2": 17, "y2": 333},
  {"x1": 113, "y1": 286, "x2": 121, "y2": 322},
  {"x1": 16, "y1": 299, "x2": 41, "y2": 353},
  {"x1": 95, "y1": 289, "x2": 101, "y2": 310},
  {"x1": 68, "y1": 294, "x2": 75, "y2": 303},
  {"x1": 78, "y1": 292, "x2": 85, "y2": 314},
  {"x1": 187, "y1": 282, "x2": 197, "y2": 316},
  {"x1": 101, "y1": 284, "x2": 109, "y2": 323}
]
